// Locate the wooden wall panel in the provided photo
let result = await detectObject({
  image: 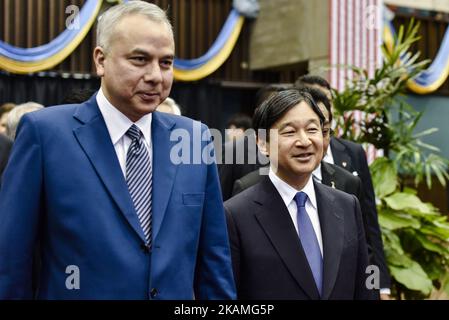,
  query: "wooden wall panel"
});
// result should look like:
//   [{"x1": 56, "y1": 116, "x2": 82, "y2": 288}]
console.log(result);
[
  {"x1": 1, "y1": 0, "x2": 302, "y2": 84},
  {"x1": 4, "y1": 1, "x2": 447, "y2": 90}
]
